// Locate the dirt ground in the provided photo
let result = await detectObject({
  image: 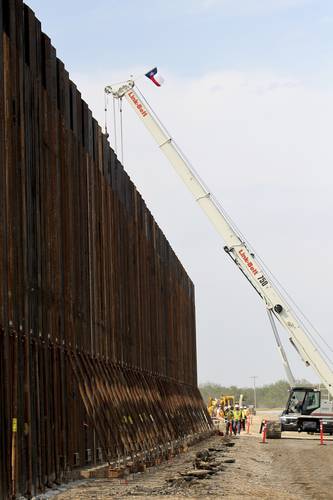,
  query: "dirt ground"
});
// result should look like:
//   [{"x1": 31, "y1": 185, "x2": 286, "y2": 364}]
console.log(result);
[{"x1": 49, "y1": 411, "x2": 333, "y2": 500}]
